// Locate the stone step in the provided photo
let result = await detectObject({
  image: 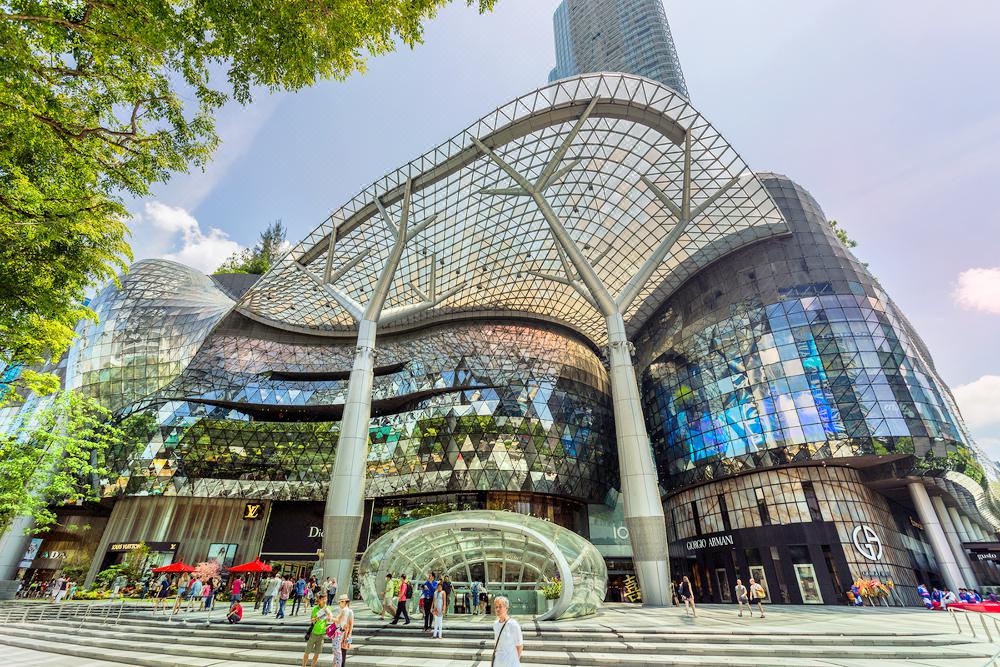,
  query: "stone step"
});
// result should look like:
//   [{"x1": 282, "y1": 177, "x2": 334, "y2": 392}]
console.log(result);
[
  {"x1": 0, "y1": 632, "x2": 991, "y2": 667},
  {"x1": 3, "y1": 624, "x2": 994, "y2": 664},
  {"x1": 38, "y1": 617, "x2": 980, "y2": 649}
]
